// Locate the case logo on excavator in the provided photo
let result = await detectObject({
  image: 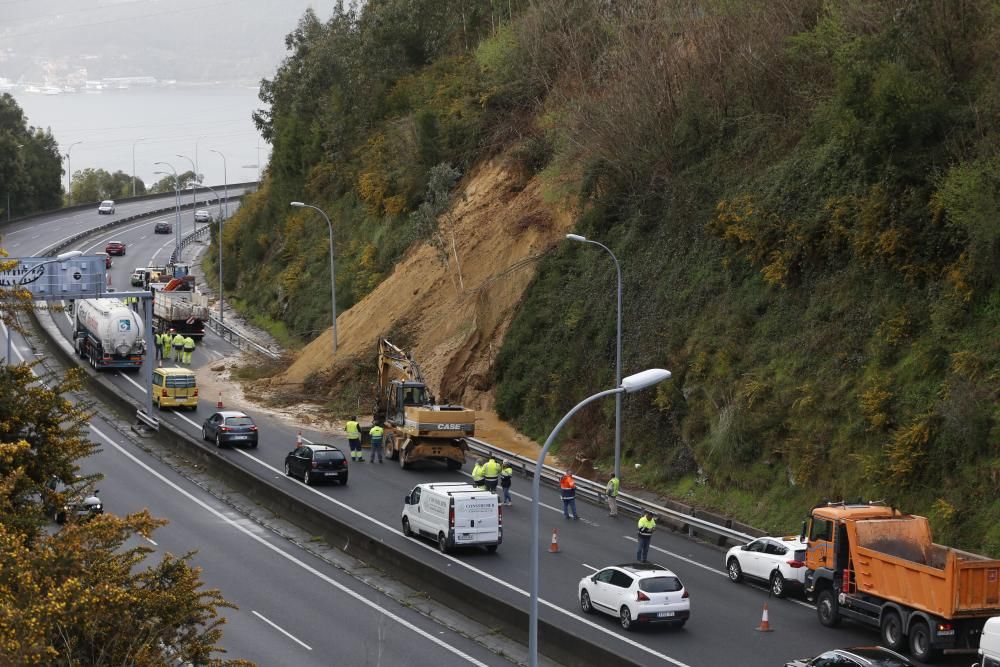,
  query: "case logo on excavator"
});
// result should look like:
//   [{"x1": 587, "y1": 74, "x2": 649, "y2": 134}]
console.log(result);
[{"x1": 436, "y1": 423, "x2": 469, "y2": 430}]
